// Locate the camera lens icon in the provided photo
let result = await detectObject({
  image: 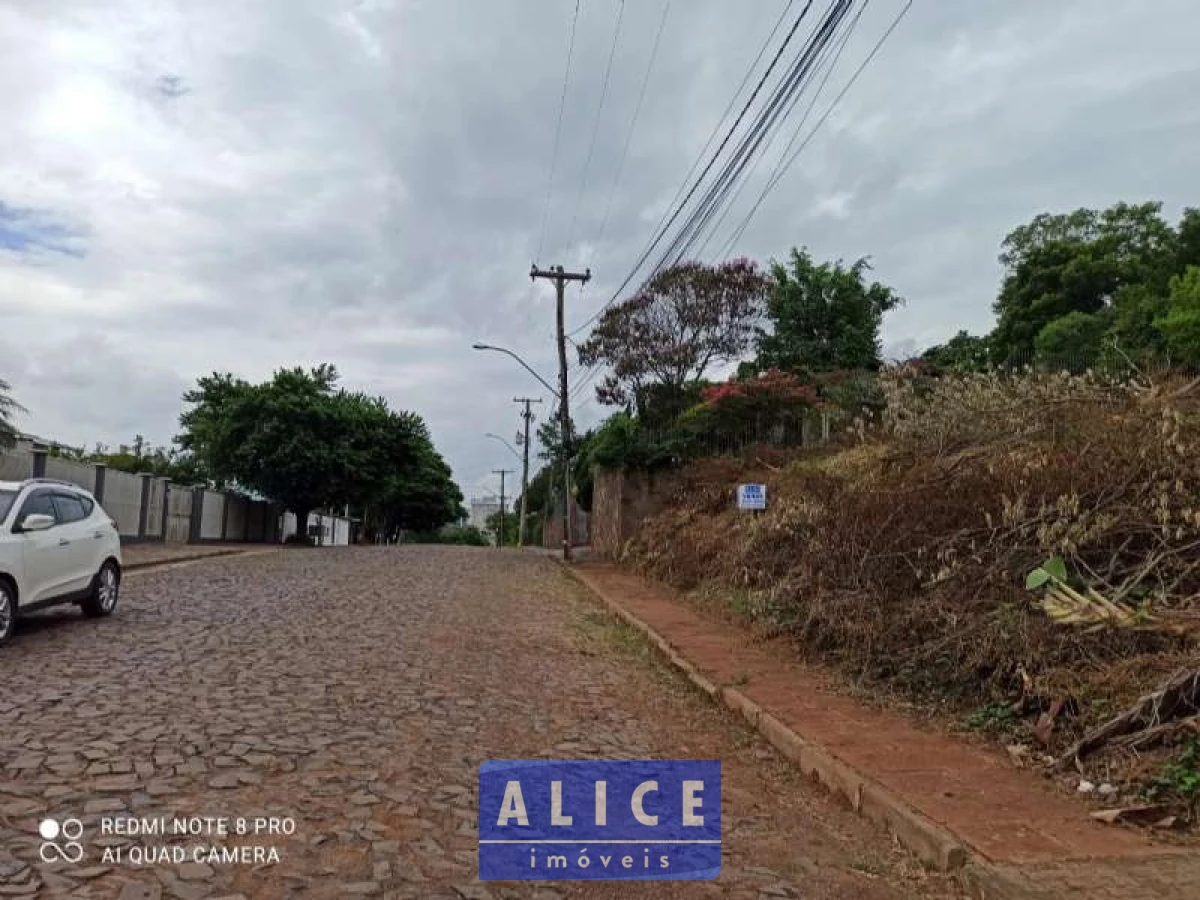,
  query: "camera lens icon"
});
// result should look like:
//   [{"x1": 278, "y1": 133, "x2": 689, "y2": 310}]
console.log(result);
[{"x1": 39, "y1": 817, "x2": 84, "y2": 863}]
